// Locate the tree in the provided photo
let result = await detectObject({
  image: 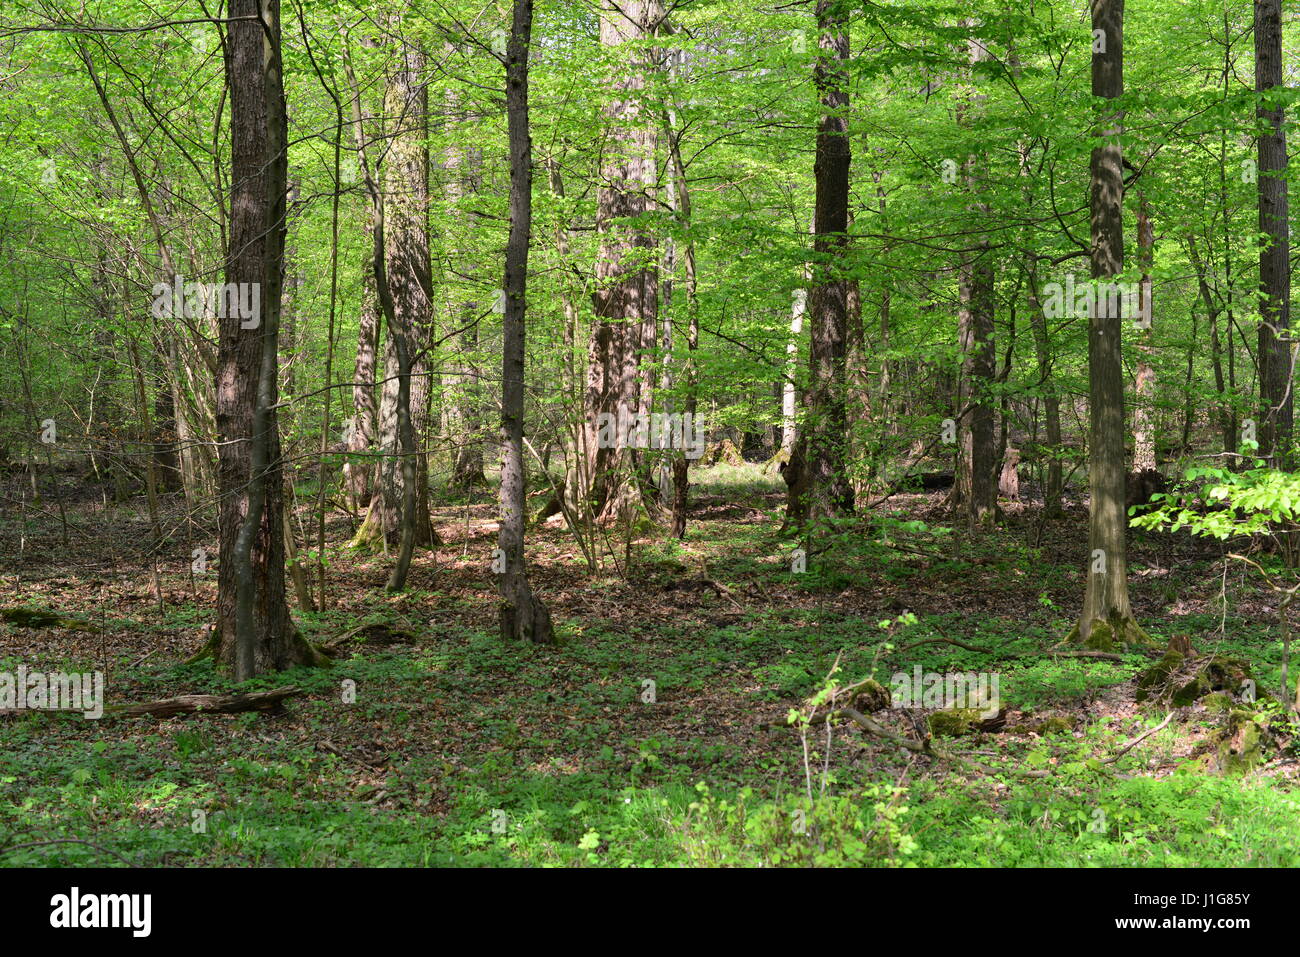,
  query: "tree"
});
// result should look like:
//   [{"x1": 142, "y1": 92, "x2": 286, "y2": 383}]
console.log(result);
[
  {"x1": 497, "y1": 0, "x2": 553, "y2": 644},
  {"x1": 954, "y1": 28, "x2": 996, "y2": 527},
  {"x1": 342, "y1": 32, "x2": 381, "y2": 511},
  {"x1": 1254, "y1": 0, "x2": 1290, "y2": 467},
  {"x1": 444, "y1": 102, "x2": 488, "y2": 492},
  {"x1": 783, "y1": 0, "x2": 854, "y2": 528},
  {"x1": 1131, "y1": 192, "x2": 1156, "y2": 473},
  {"x1": 217, "y1": 0, "x2": 321, "y2": 677},
  {"x1": 1072, "y1": 0, "x2": 1147, "y2": 649},
  {"x1": 582, "y1": 0, "x2": 662, "y2": 524},
  {"x1": 663, "y1": 83, "x2": 700, "y2": 539},
  {"x1": 354, "y1": 22, "x2": 439, "y2": 554}
]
